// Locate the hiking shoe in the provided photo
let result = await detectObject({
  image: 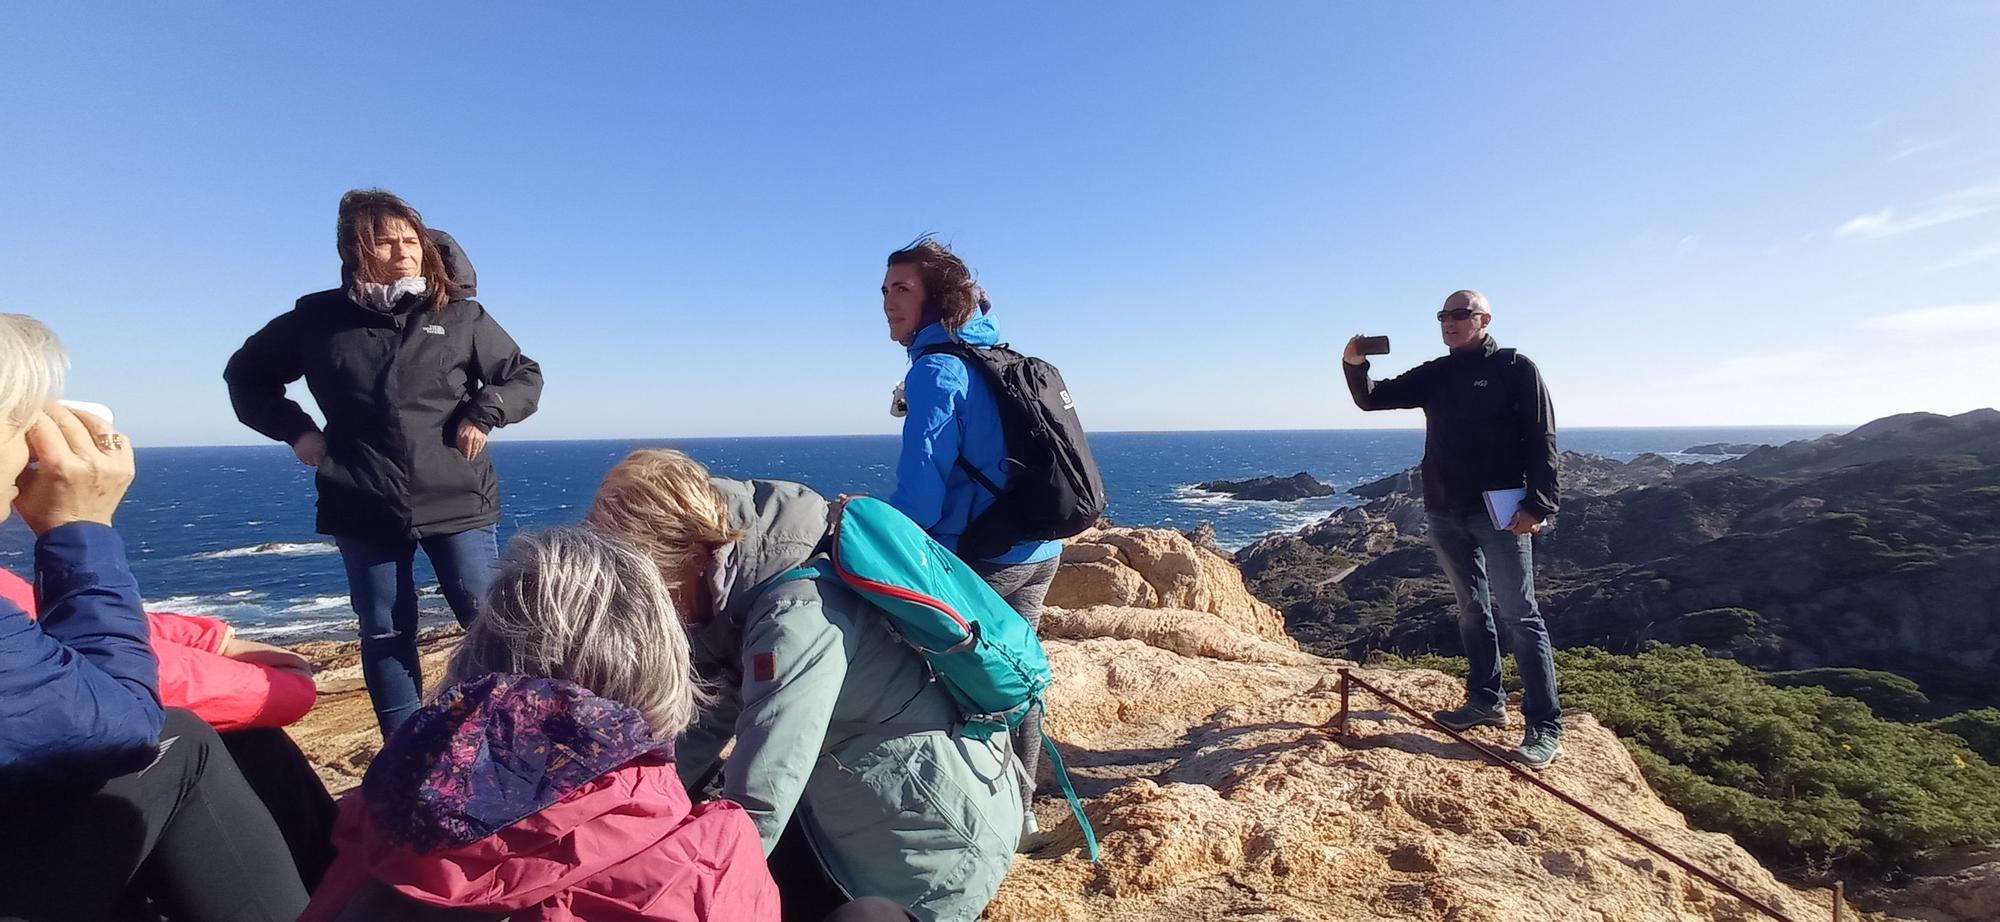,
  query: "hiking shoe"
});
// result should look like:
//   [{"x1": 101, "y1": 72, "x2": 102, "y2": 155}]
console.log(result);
[
  {"x1": 1017, "y1": 812, "x2": 1052, "y2": 853},
  {"x1": 1432, "y1": 703, "x2": 1506, "y2": 731},
  {"x1": 1511, "y1": 726, "x2": 1563, "y2": 769}
]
